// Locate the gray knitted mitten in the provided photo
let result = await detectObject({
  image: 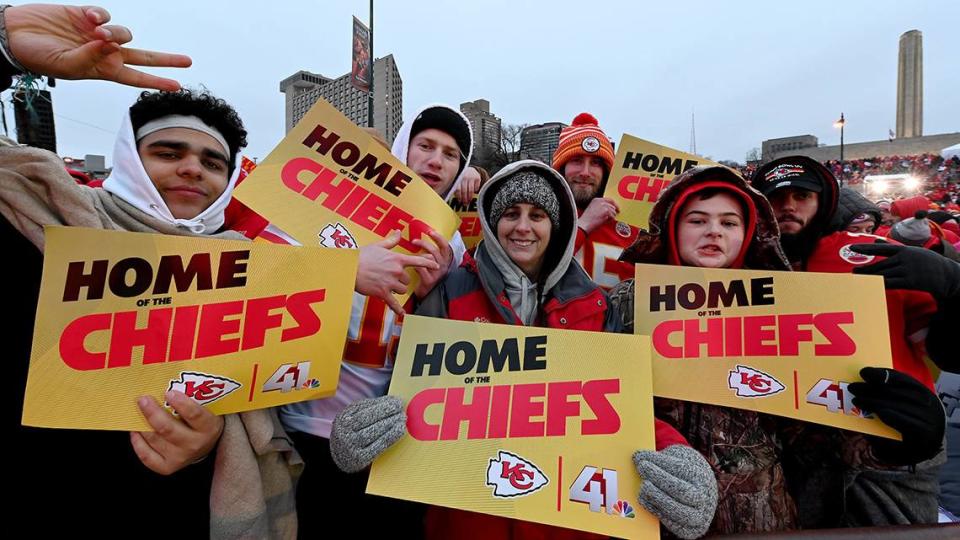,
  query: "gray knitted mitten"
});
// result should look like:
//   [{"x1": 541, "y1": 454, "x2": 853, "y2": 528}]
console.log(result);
[
  {"x1": 633, "y1": 445, "x2": 718, "y2": 540},
  {"x1": 329, "y1": 396, "x2": 406, "y2": 473}
]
